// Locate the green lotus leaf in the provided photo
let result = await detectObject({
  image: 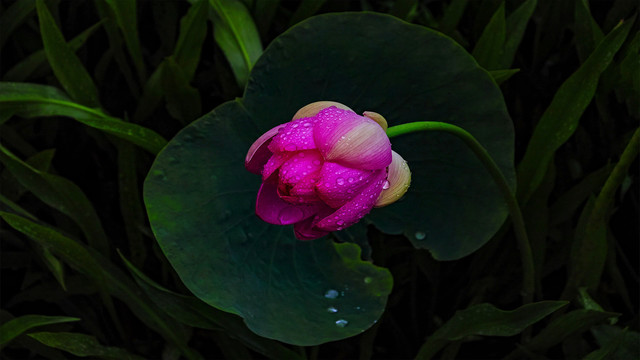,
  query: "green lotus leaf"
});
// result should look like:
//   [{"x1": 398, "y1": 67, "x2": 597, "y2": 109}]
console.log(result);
[{"x1": 145, "y1": 12, "x2": 514, "y2": 345}]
